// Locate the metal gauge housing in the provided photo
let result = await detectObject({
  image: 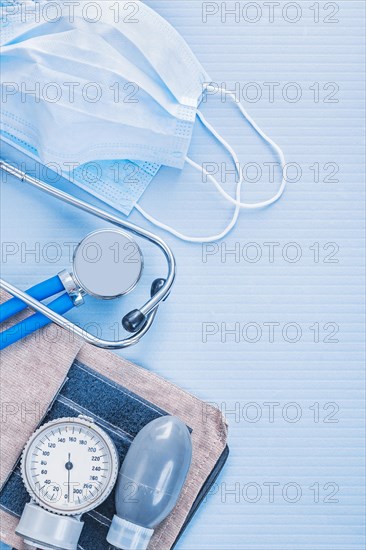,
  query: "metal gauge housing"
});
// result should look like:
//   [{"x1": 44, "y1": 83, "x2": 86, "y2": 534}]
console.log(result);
[{"x1": 20, "y1": 416, "x2": 119, "y2": 516}]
